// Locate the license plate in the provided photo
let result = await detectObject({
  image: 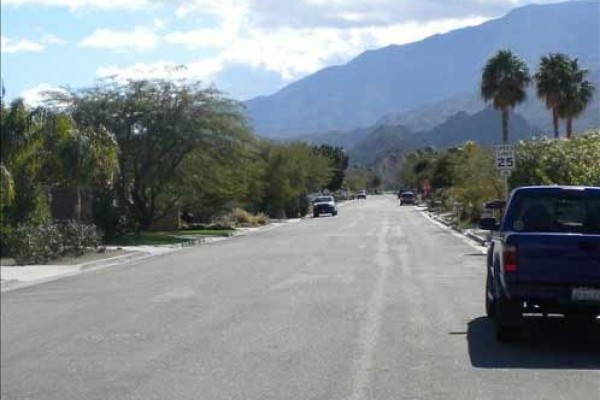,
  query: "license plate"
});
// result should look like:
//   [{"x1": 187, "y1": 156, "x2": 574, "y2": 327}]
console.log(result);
[{"x1": 571, "y1": 287, "x2": 600, "y2": 303}]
